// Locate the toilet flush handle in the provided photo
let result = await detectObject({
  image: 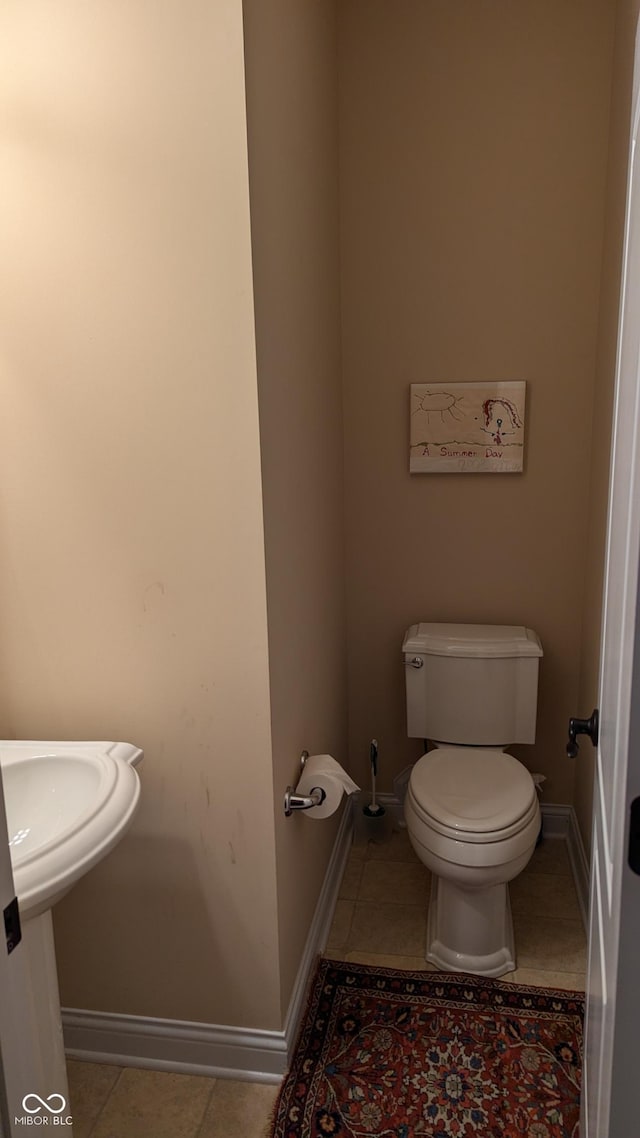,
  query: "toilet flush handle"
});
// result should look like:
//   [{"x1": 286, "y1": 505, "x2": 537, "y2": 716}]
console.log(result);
[
  {"x1": 567, "y1": 708, "x2": 599, "y2": 758},
  {"x1": 405, "y1": 656, "x2": 424, "y2": 669}
]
